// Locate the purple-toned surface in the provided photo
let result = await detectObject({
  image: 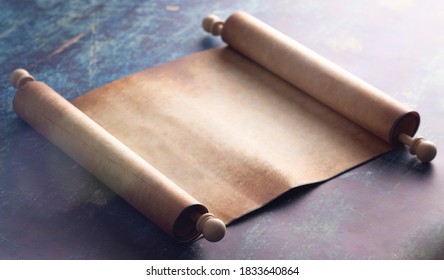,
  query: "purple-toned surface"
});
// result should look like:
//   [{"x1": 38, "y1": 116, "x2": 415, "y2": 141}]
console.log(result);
[{"x1": 1, "y1": 0, "x2": 443, "y2": 259}]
